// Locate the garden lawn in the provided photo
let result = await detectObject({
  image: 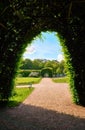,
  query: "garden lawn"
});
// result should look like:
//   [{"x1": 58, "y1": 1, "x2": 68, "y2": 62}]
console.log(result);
[
  {"x1": 52, "y1": 77, "x2": 68, "y2": 83},
  {"x1": 8, "y1": 87, "x2": 34, "y2": 107},
  {"x1": 16, "y1": 77, "x2": 42, "y2": 85}
]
